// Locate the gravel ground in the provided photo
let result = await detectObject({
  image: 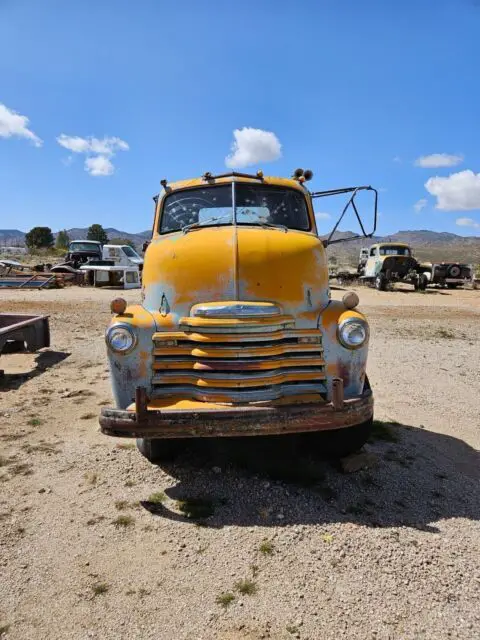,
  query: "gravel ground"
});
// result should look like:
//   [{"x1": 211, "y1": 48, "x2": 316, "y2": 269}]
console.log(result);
[{"x1": 0, "y1": 285, "x2": 479, "y2": 640}]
